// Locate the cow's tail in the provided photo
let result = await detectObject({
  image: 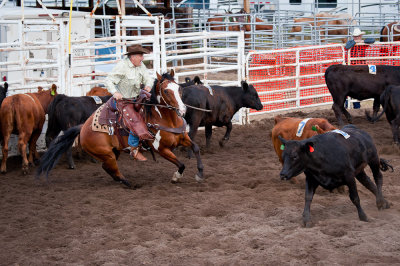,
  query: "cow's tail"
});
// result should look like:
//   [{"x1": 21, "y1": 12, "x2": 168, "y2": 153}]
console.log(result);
[
  {"x1": 379, "y1": 158, "x2": 394, "y2": 172},
  {"x1": 365, "y1": 87, "x2": 390, "y2": 123},
  {"x1": 36, "y1": 125, "x2": 82, "y2": 179},
  {"x1": 46, "y1": 95, "x2": 64, "y2": 139}
]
